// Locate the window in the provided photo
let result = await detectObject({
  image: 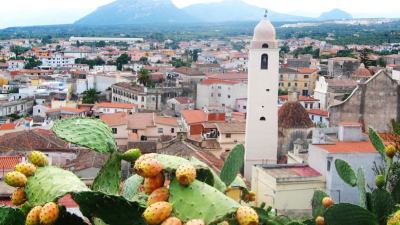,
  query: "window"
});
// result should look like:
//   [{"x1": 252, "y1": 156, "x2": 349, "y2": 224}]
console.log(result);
[
  {"x1": 320, "y1": 117, "x2": 323, "y2": 122},
  {"x1": 141, "y1": 96, "x2": 145, "y2": 102},
  {"x1": 243, "y1": 106, "x2": 246, "y2": 110},
  {"x1": 261, "y1": 54, "x2": 268, "y2": 70},
  {"x1": 327, "y1": 159, "x2": 332, "y2": 171},
  {"x1": 171, "y1": 128, "x2": 175, "y2": 133},
  {"x1": 295, "y1": 83, "x2": 298, "y2": 87},
  {"x1": 228, "y1": 95, "x2": 231, "y2": 99},
  {"x1": 211, "y1": 93, "x2": 213, "y2": 97},
  {"x1": 158, "y1": 128, "x2": 164, "y2": 134},
  {"x1": 218, "y1": 86, "x2": 221, "y2": 89},
  {"x1": 304, "y1": 75, "x2": 309, "y2": 79},
  {"x1": 305, "y1": 103, "x2": 308, "y2": 108},
  {"x1": 132, "y1": 129, "x2": 138, "y2": 133},
  {"x1": 311, "y1": 115, "x2": 314, "y2": 120},
  {"x1": 288, "y1": 83, "x2": 291, "y2": 87},
  {"x1": 225, "y1": 133, "x2": 232, "y2": 138},
  {"x1": 112, "y1": 128, "x2": 117, "y2": 134},
  {"x1": 260, "y1": 117, "x2": 266, "y2": 121},
  {"x1": 218, "y1": 93, "x2": 221, "y2": 97},
  {"x1": 262, "y1": 43, "x2": 269, "y2": 48},
  {"x1": 38, "y1": 109, "x2": 41, "y2": 113},
  {"x1": 305, "y1": 83, "x2": 308, "y2": 87}
]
